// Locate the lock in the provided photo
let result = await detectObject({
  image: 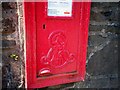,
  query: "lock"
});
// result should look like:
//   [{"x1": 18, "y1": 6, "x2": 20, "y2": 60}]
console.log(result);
[{"x1": 43, "y1": 24, "x2": 46, "y2": 29}]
